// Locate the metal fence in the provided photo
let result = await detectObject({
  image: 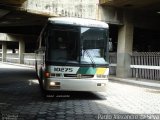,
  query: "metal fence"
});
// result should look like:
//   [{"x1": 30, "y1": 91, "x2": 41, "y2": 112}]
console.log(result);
[
  {"x1": 131, "y1": 52, "x2": 160, "y2": 80},
  {"x1": 109, "y1": 52, "x2": 160, "y2": 80}
]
